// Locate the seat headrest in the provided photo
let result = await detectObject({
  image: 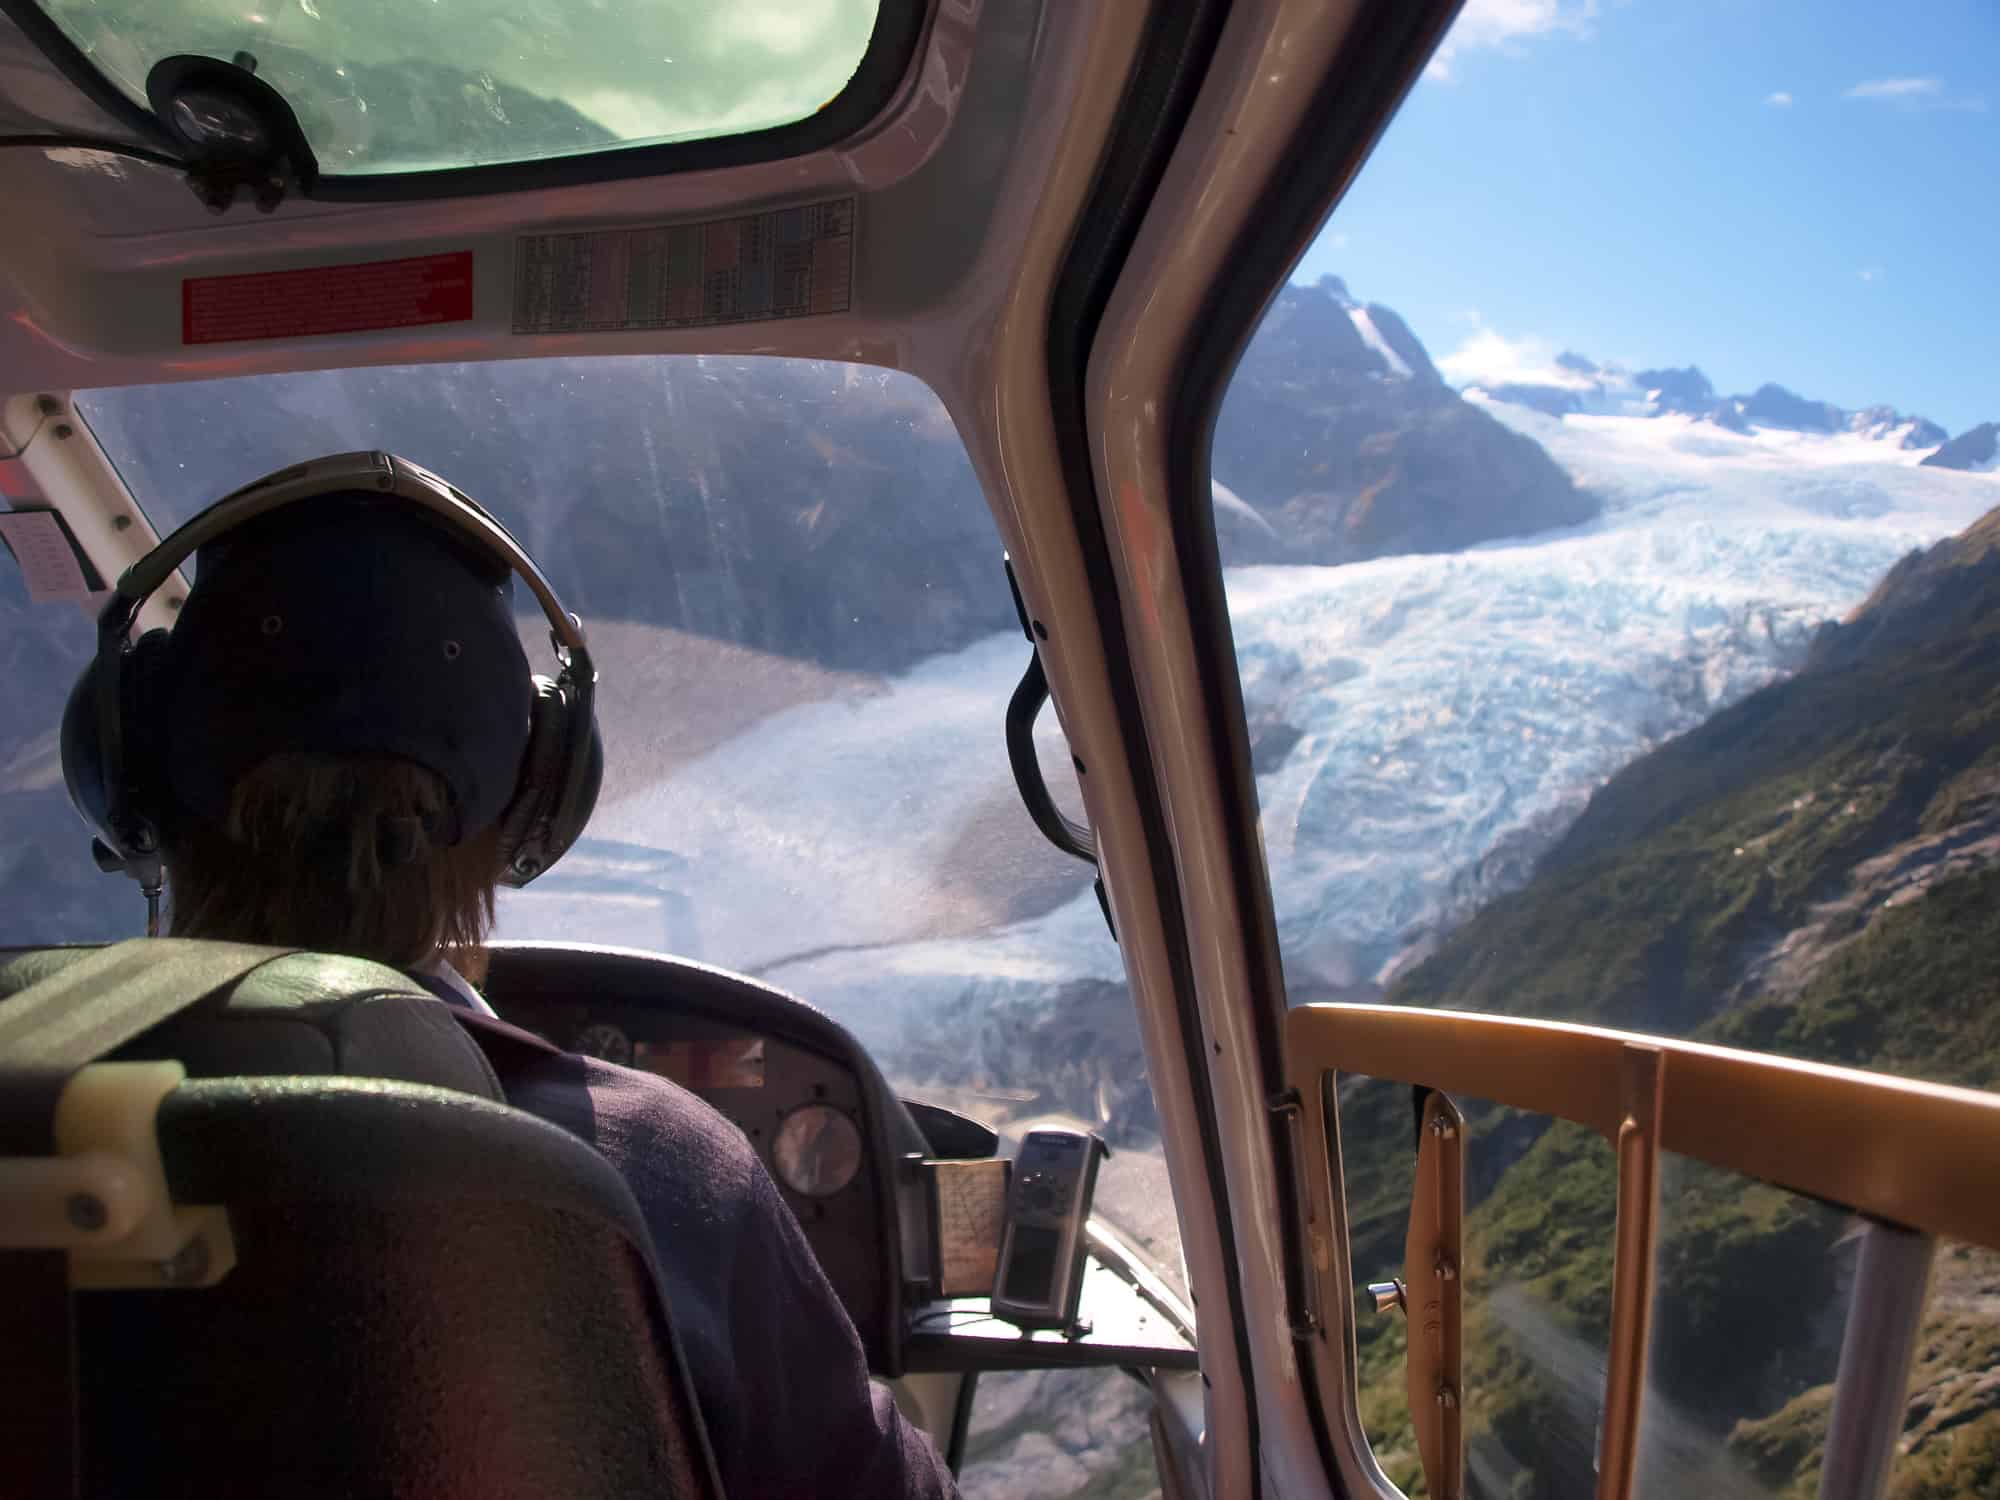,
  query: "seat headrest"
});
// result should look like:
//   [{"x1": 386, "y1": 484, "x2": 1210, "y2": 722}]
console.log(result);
[{"x1": 0, "y1": 947, "x2": 504, "y2": 1101}]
